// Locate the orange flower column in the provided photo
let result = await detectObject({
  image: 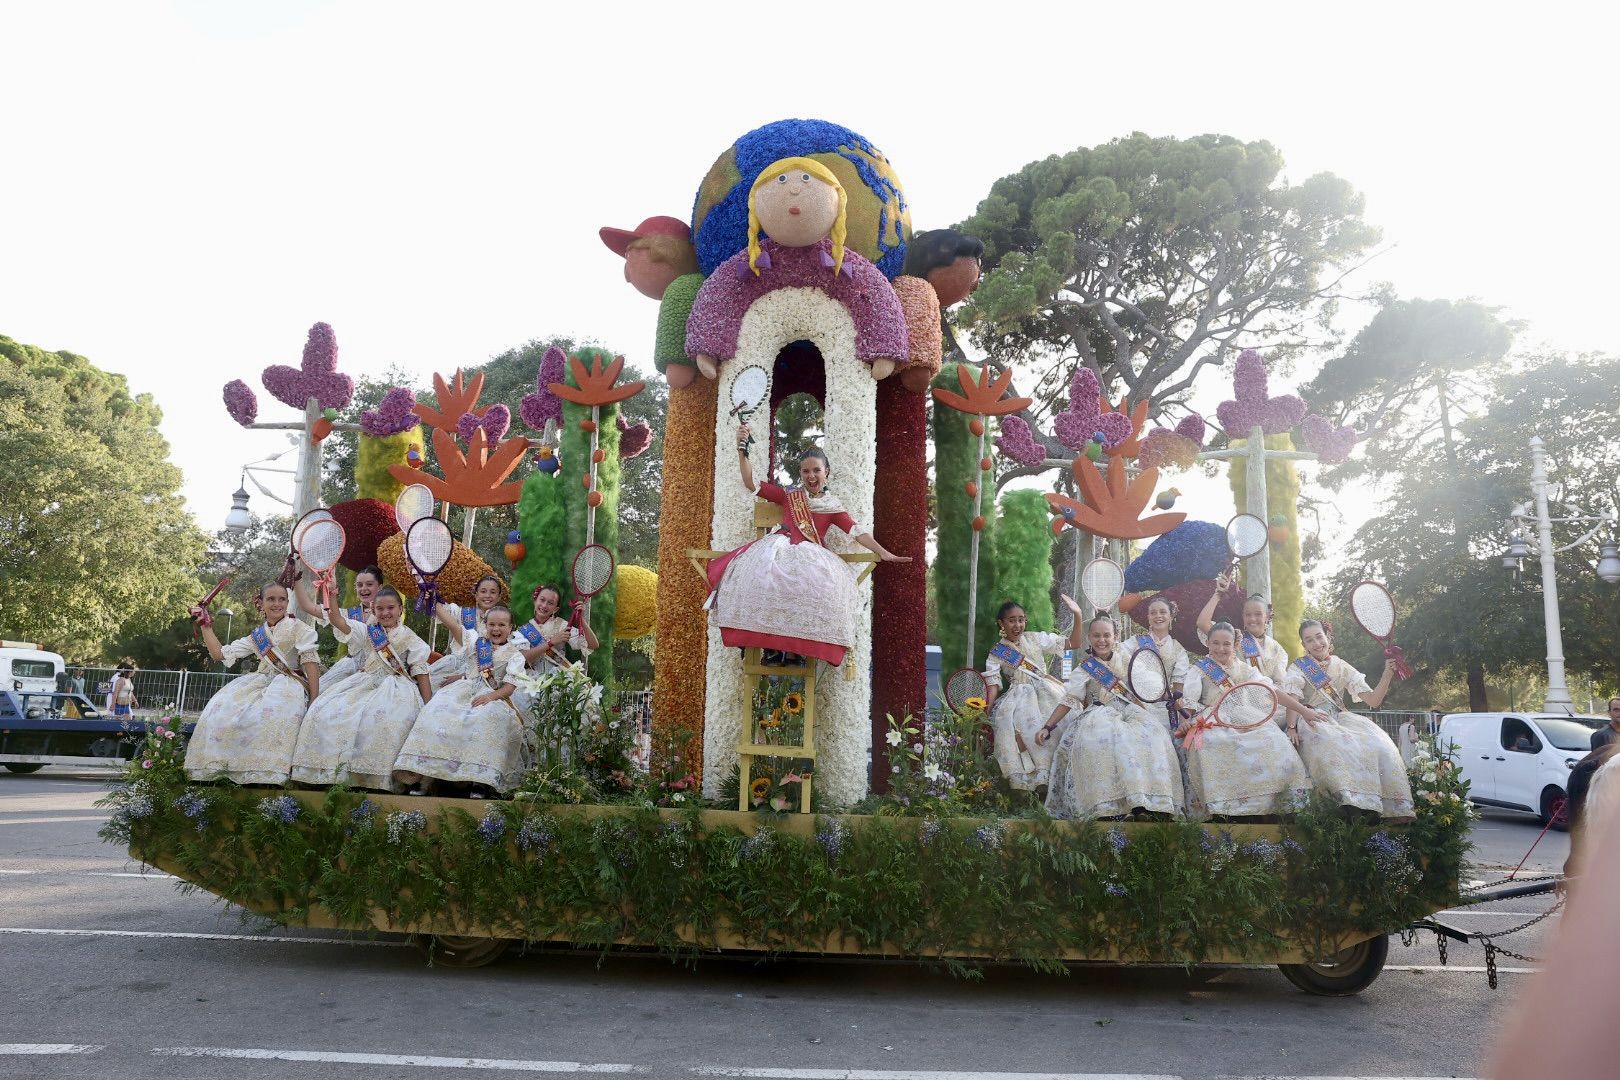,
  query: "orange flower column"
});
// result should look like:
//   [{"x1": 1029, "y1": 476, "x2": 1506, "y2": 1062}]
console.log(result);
[{"x1": 651, "y1": 377, "x2": 718, "y2": 775}]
